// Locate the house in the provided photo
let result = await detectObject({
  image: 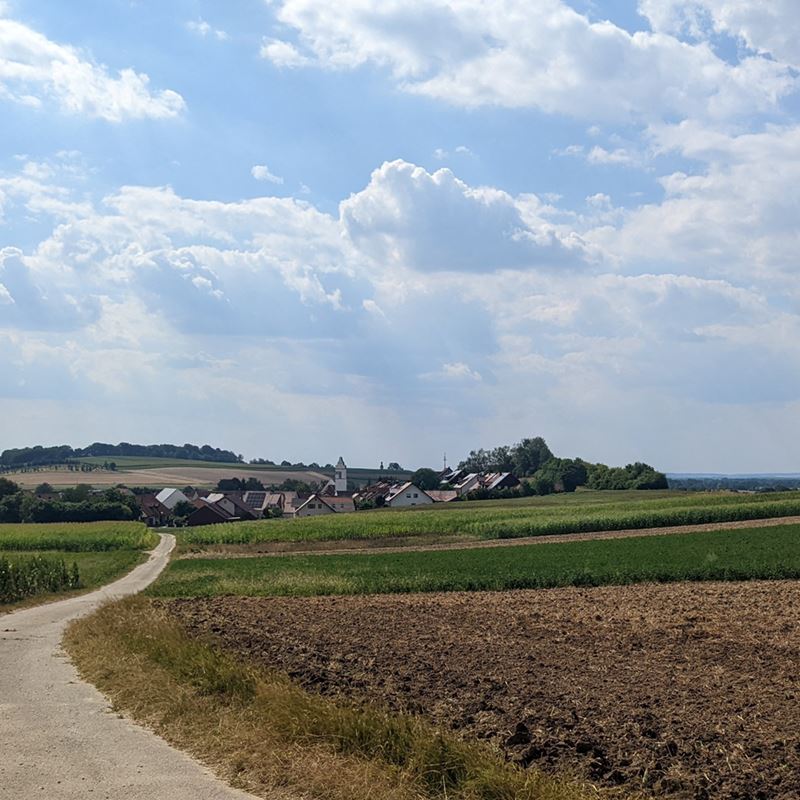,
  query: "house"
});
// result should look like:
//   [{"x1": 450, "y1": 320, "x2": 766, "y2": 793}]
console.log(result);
[
  {"x1": 136, "y1": 493, "x2": 171, "y2": 526},
  {"x1": 451, "y1": 473, "x2": 481, "y2": 496},
  {"x1": 480, "y1": 472, "x2": 520, "y2": 491},
  {"x1": 384, "y1": 482, "x2": 433, "y2": 507},
  {"x1": 294, "y1": 493, "x2": 336, "y2": 518},
  {"x1": 155, "y1": 487, "x2": 190, "y2": 511},
  {"x1": 242, "y1": 491, "x2": 287, "y2": 517},
  {"x1": 186, "y1": 501, "x2": 233, "y2": 526},
  {"x1": 424, "y1": 489, "x2": 459, "y2": 503},
  {"x1": 322, "y1": 494, "x2": 356, "y2": 513}
]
